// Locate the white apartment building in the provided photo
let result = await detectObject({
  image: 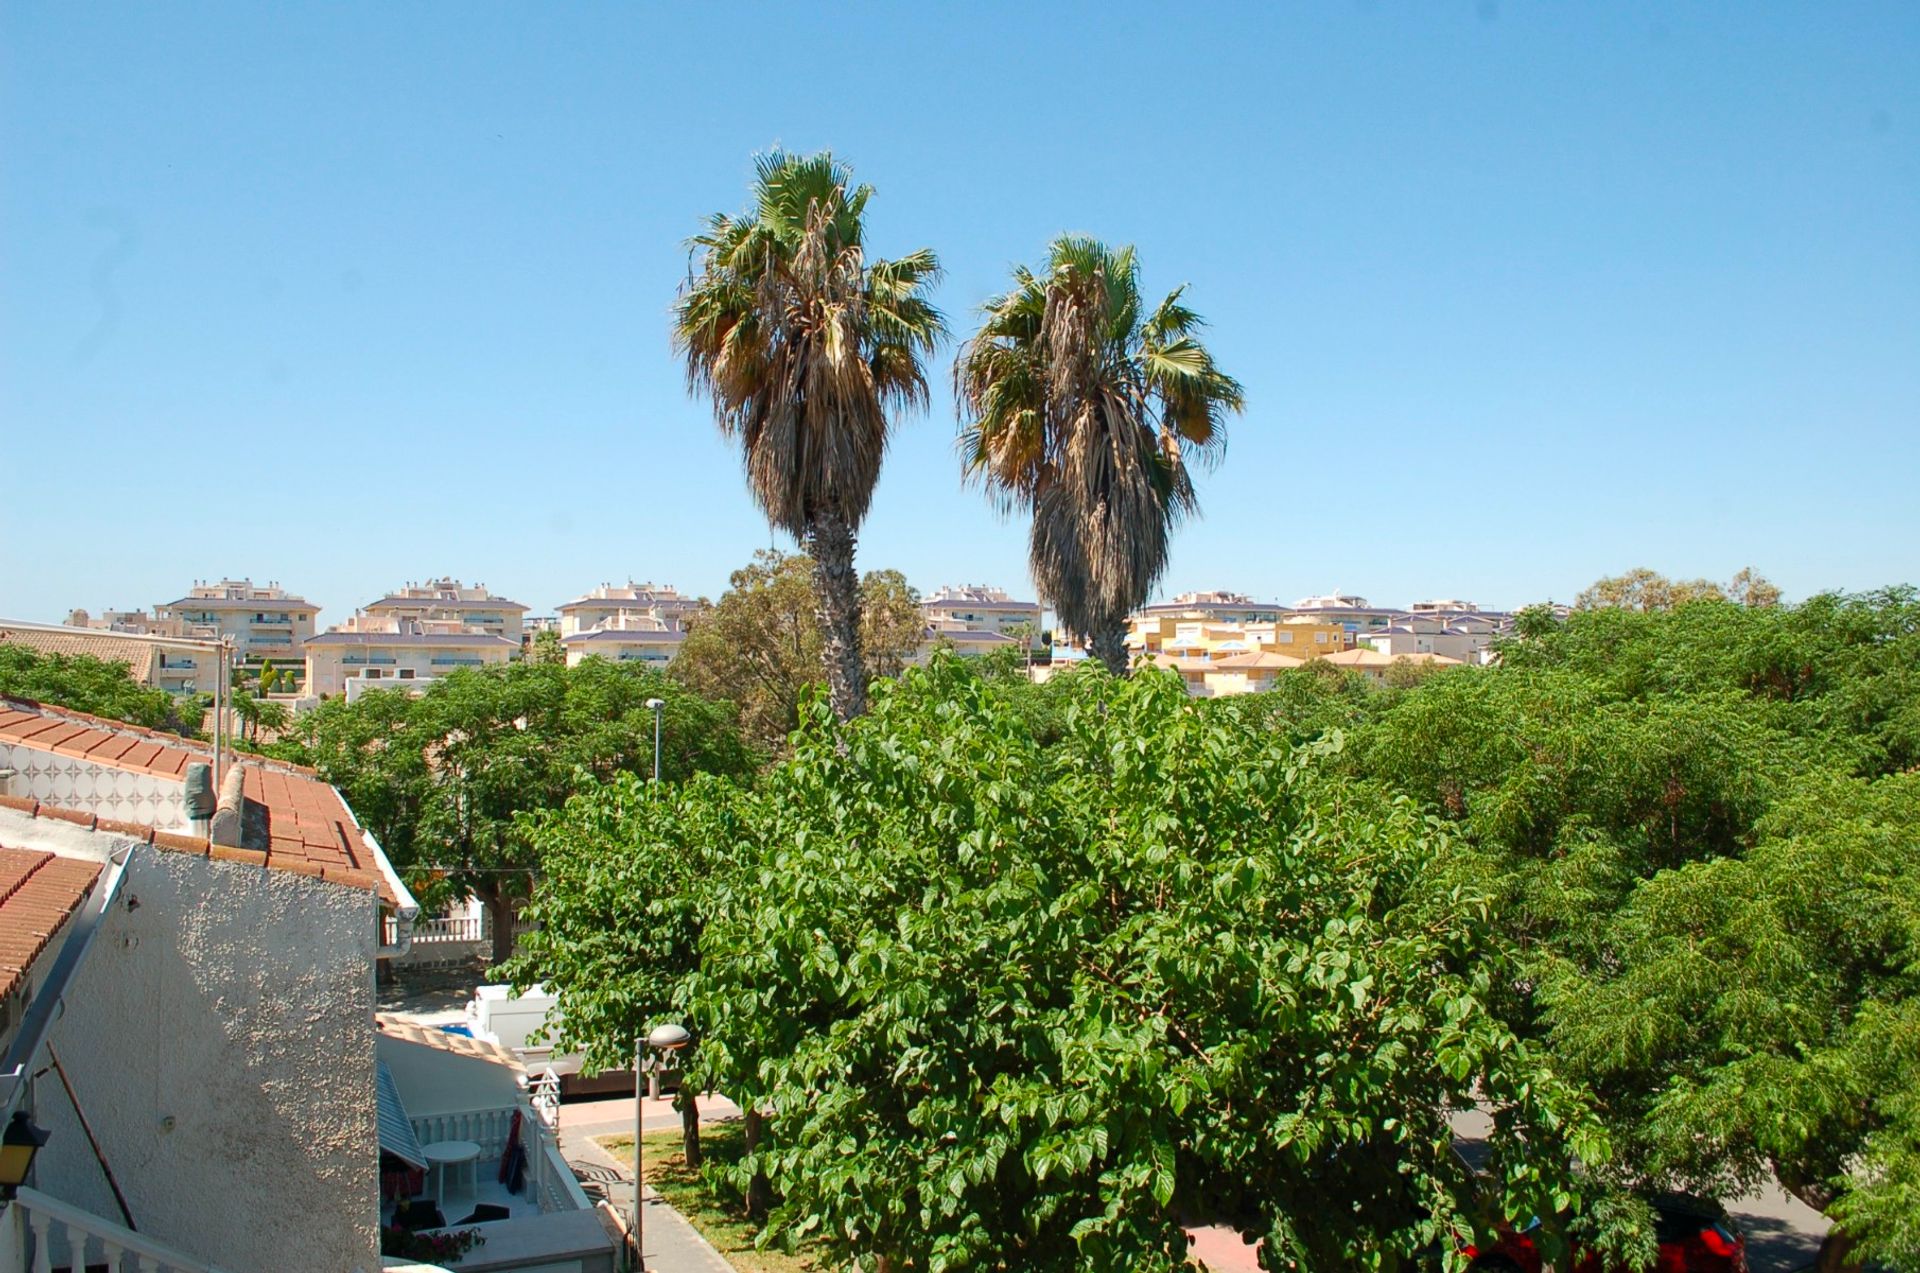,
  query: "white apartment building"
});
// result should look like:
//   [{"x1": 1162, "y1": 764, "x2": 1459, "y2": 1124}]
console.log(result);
[
  {"x1": 919, "y1": 616, "x2": 1020, "y2": 661},
  {"x1": 154, "y1": 579, "x2": 319, "y2": 669},
  {"x1": 1135, "y1": 590, "x2": 1286, "y2": 624},
  {"x1": 1290, "y1": 591, "x2": 1403, "y2": 635},
  {"x1": 560, "y1": 615, "x2": 687, "y2": 668},
  {"x1": 304, "y1": 615, "x2": 518, "y2": 698},
  {"x1": 557, "y1": 581, "x2": 702, "y2": 637},
  {"x1": 922, "y1": 585, "x2": 1042, "y2": 639},
  {"x1": 362, "y1": 578, "x2": 529, "y2": 645}
]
